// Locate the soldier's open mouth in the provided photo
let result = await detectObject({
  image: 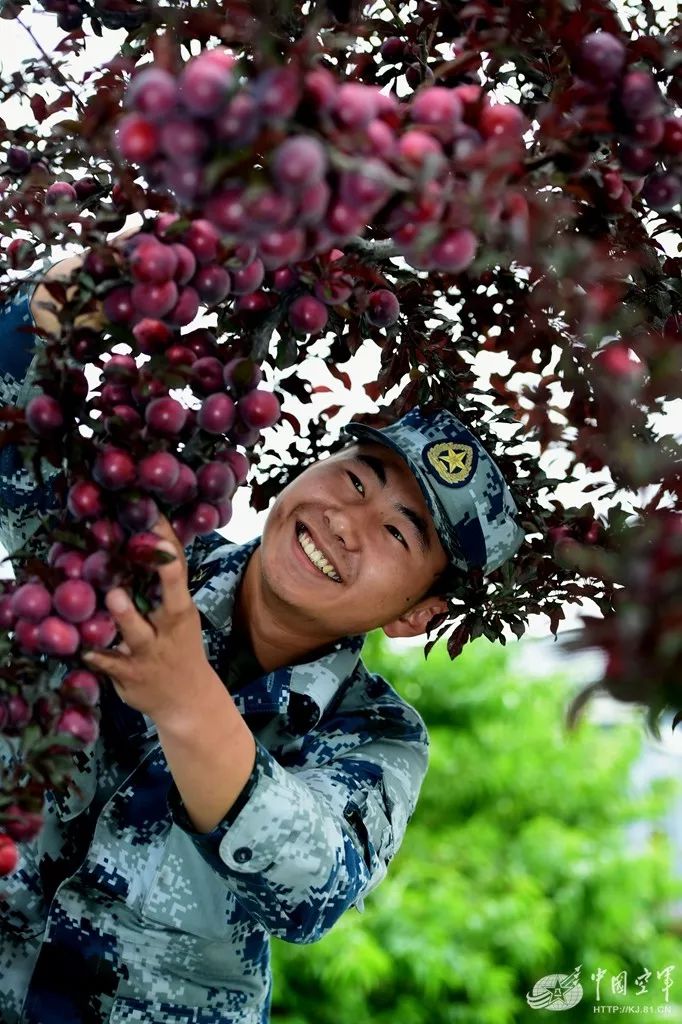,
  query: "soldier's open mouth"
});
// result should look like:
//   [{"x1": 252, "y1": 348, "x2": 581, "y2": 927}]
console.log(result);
[{"x1": 295, "y1": 522, "x2": 343, "y2": 583}]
